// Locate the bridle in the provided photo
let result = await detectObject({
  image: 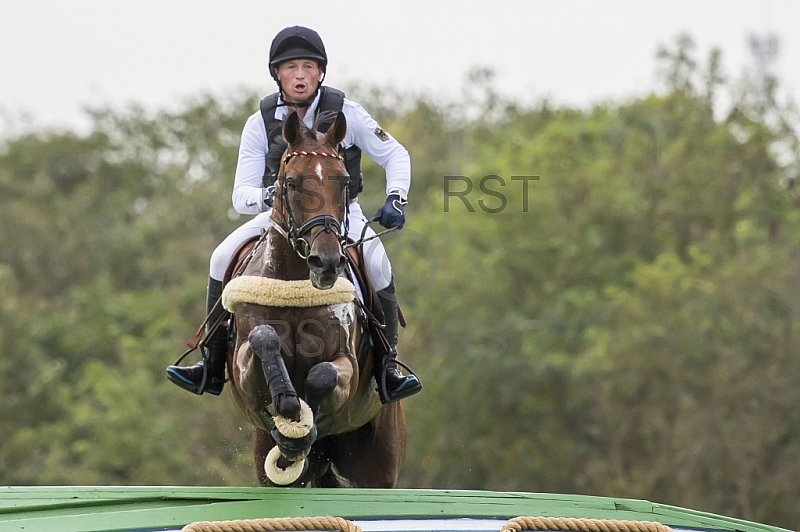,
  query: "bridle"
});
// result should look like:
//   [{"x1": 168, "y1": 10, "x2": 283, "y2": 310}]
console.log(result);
[{"x1": 271, "y1": 150, "x2": 350, "y2": 260}]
